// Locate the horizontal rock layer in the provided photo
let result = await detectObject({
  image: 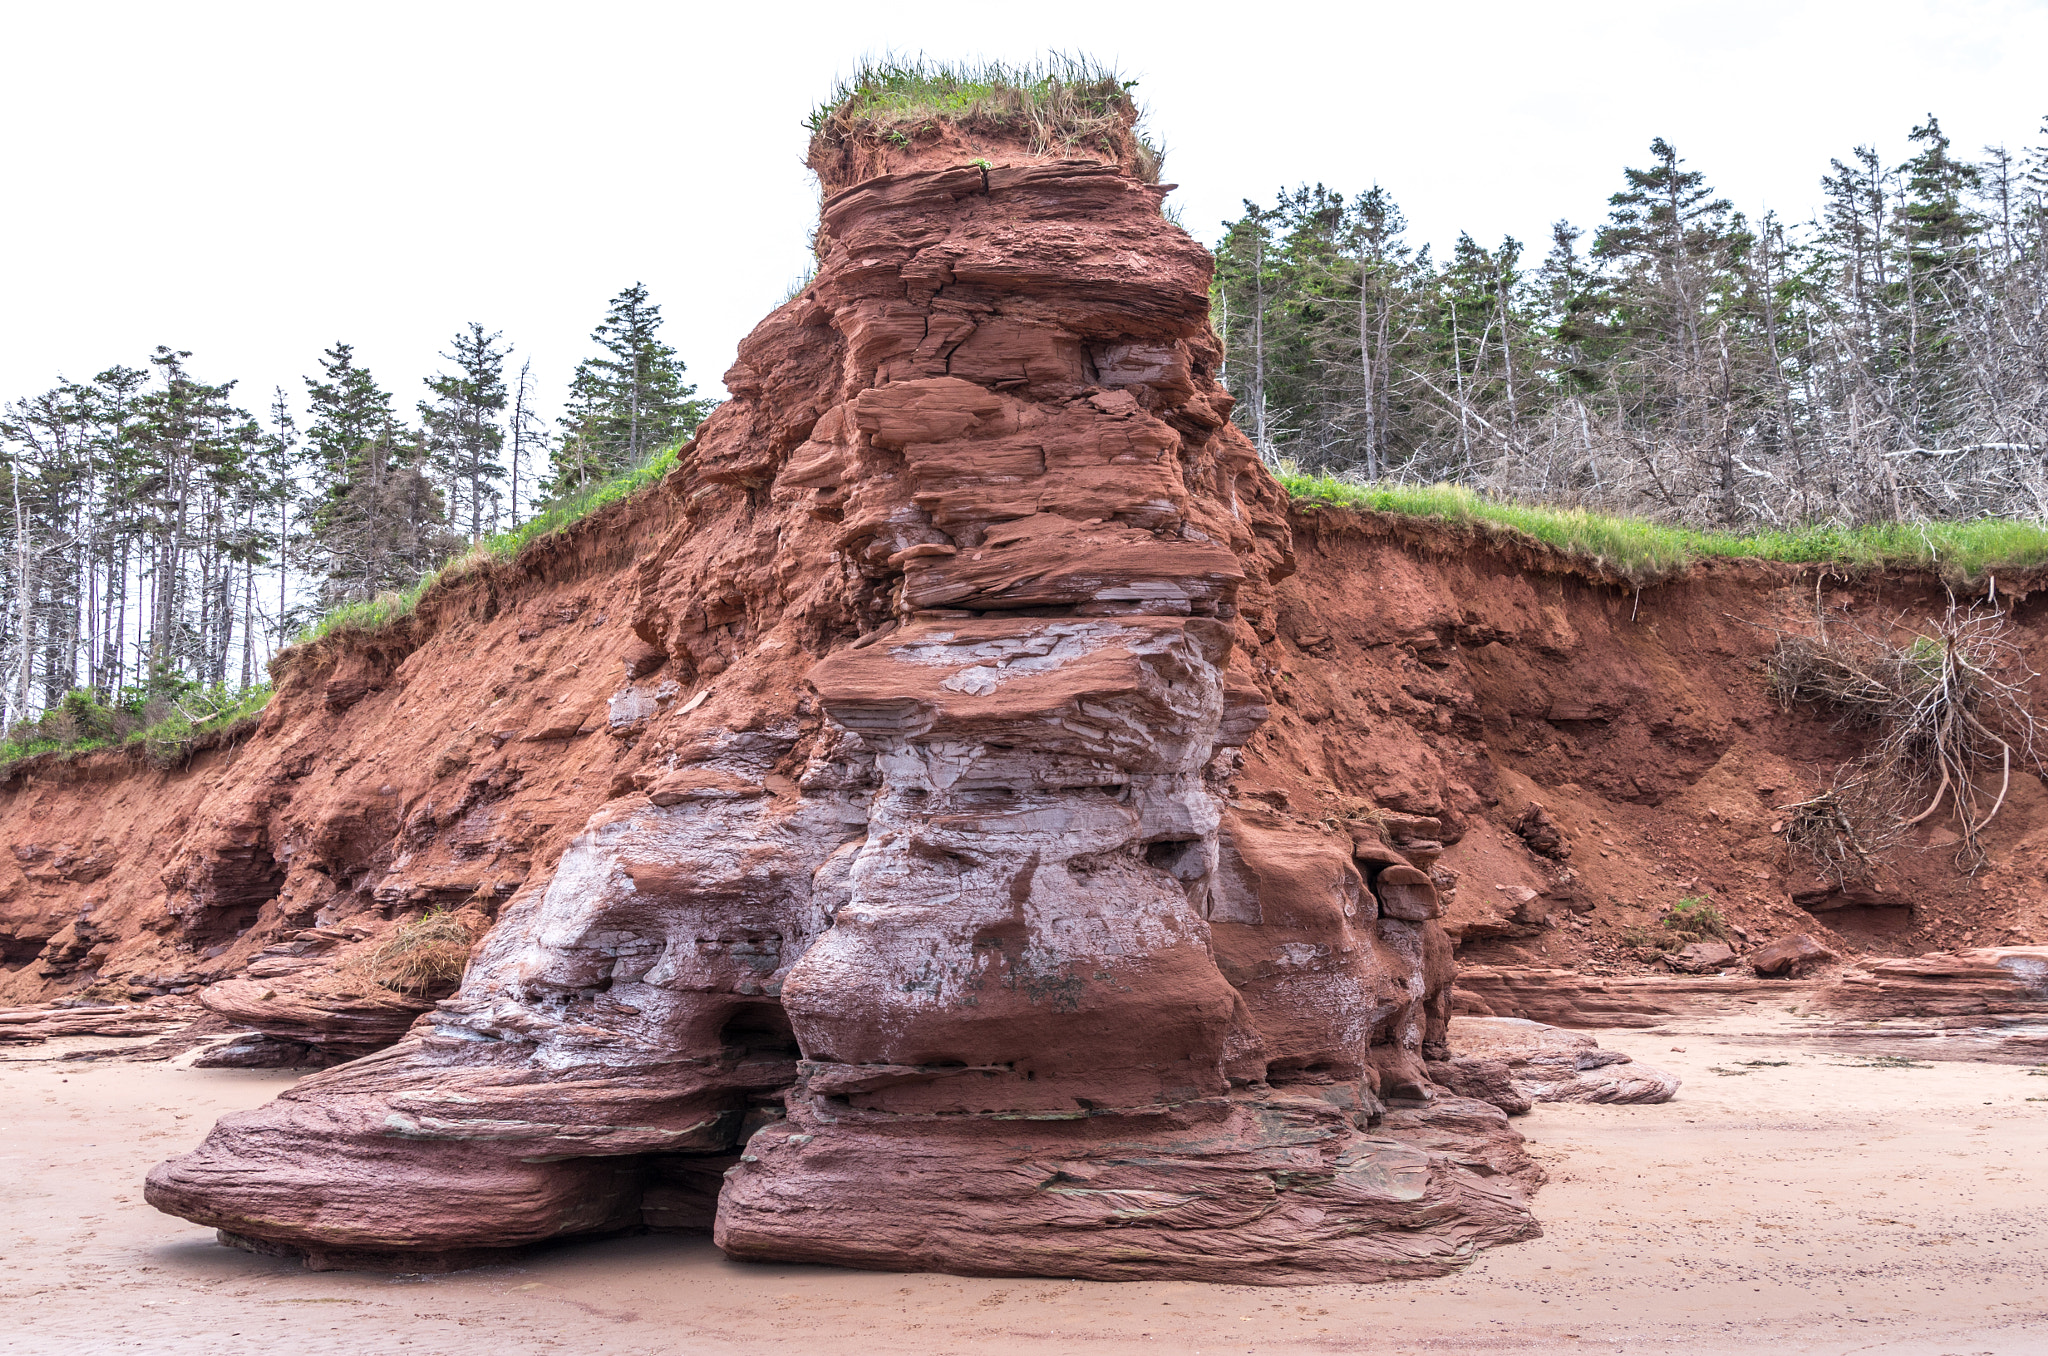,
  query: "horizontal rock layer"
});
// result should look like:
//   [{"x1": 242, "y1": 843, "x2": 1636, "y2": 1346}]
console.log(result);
[{"x1": 146, "y1": 141, "x2": 1537, "y2": 1282}]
